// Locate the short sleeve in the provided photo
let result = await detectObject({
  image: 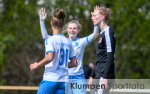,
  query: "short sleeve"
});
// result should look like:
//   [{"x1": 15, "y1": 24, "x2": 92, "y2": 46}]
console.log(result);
[{"x1": 45, "y1": 37, "x2": 54, "y2": 55}]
